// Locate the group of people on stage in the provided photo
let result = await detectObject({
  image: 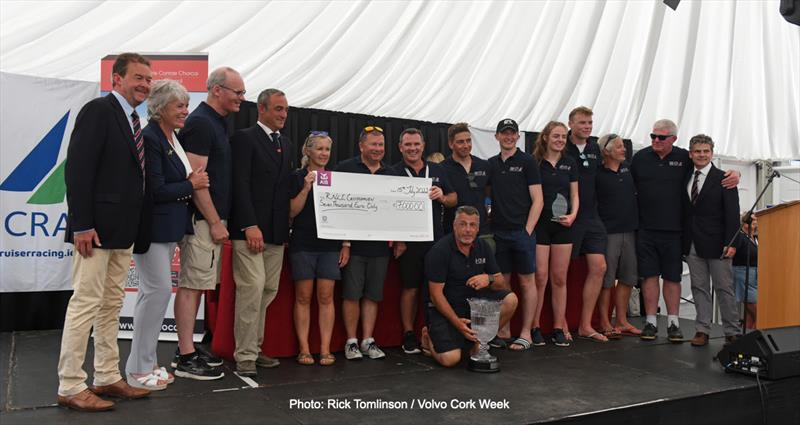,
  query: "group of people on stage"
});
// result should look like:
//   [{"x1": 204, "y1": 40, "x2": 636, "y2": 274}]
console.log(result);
[{"x1": 56, "y1": 52, "x2": 758, "y2": 411}]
